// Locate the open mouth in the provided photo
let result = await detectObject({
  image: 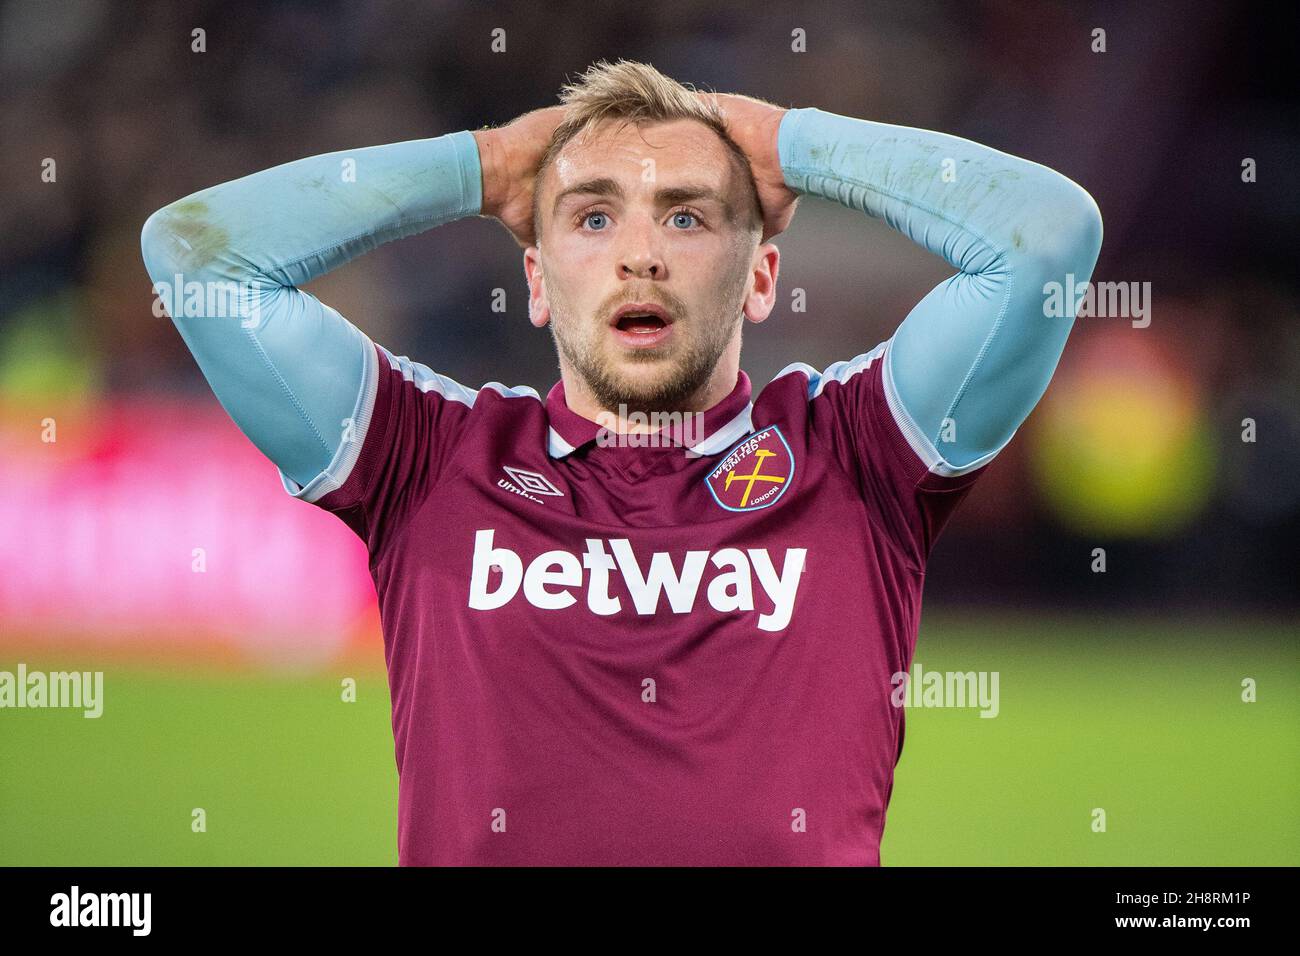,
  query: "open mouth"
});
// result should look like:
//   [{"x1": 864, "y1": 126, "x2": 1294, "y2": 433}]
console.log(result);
[
  {"x1": 609, "y1": 303, "x2": 674, "y2": 349},
  {"x1": 615, "y1": 312, "x2": 668, "y2": 334}
]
